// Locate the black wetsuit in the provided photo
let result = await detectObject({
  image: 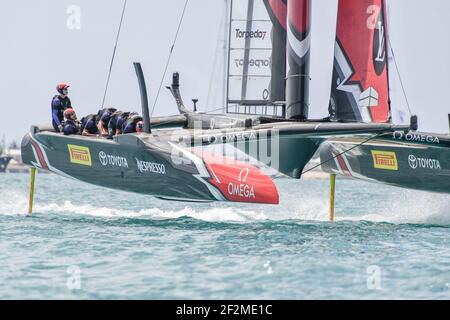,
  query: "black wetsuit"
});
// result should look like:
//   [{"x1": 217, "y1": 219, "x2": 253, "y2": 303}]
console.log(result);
[
  {"x1": 108, "y1": 111, "x2": 130, "y2": 137},
  {"x1": 51, "y1": 95, "x2": 72, "y2": 132},
  {"x1": 98, "y1": 108, "x2": 117, "y2": 133},
  {"x1": 80, "y1": 114, "x2": 100, "y2": 135},
  {"x1": 63, "y1": 119, "x2": 79, "y2": 136},
  {"x1": 123, "y1": 114, "x2": 143, "y2": 134}
]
